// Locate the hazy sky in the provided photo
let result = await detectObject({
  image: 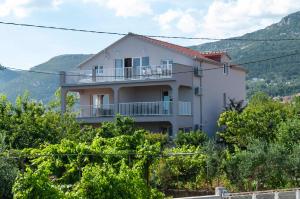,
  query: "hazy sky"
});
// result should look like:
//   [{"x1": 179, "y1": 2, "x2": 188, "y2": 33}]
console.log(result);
[{"x1": 0, "y1": 0, "x2": 300, "y2": 69}]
